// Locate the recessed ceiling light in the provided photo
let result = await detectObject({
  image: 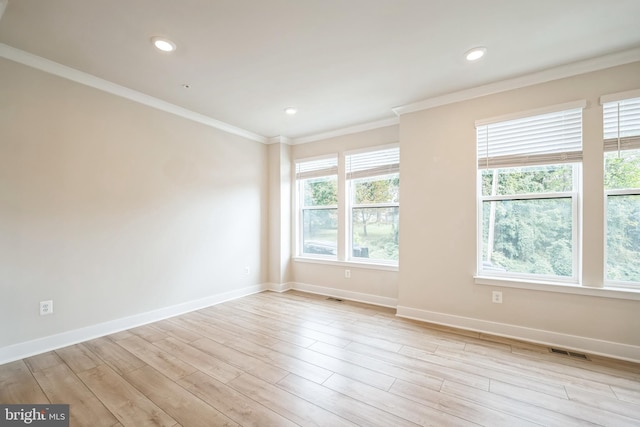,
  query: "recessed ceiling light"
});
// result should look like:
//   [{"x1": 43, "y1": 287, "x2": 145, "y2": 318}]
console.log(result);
[
  {"x1": 152, "y1": 37, "x2": 176, "y2": 52},
  {"x1": 284, "y1": 107, "x2": 297, "y2": 115},
  {"x1": 465, "y1": 47, "x2": 486, "y2": 61}
]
